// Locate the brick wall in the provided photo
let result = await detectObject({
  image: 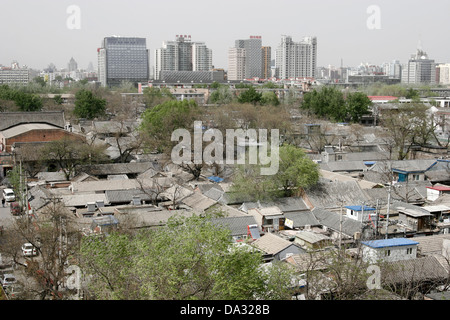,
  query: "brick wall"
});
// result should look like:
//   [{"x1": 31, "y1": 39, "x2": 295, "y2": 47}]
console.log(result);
[{"x1": 3, "y1": 129, "x2": 81, "y2": 152}]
